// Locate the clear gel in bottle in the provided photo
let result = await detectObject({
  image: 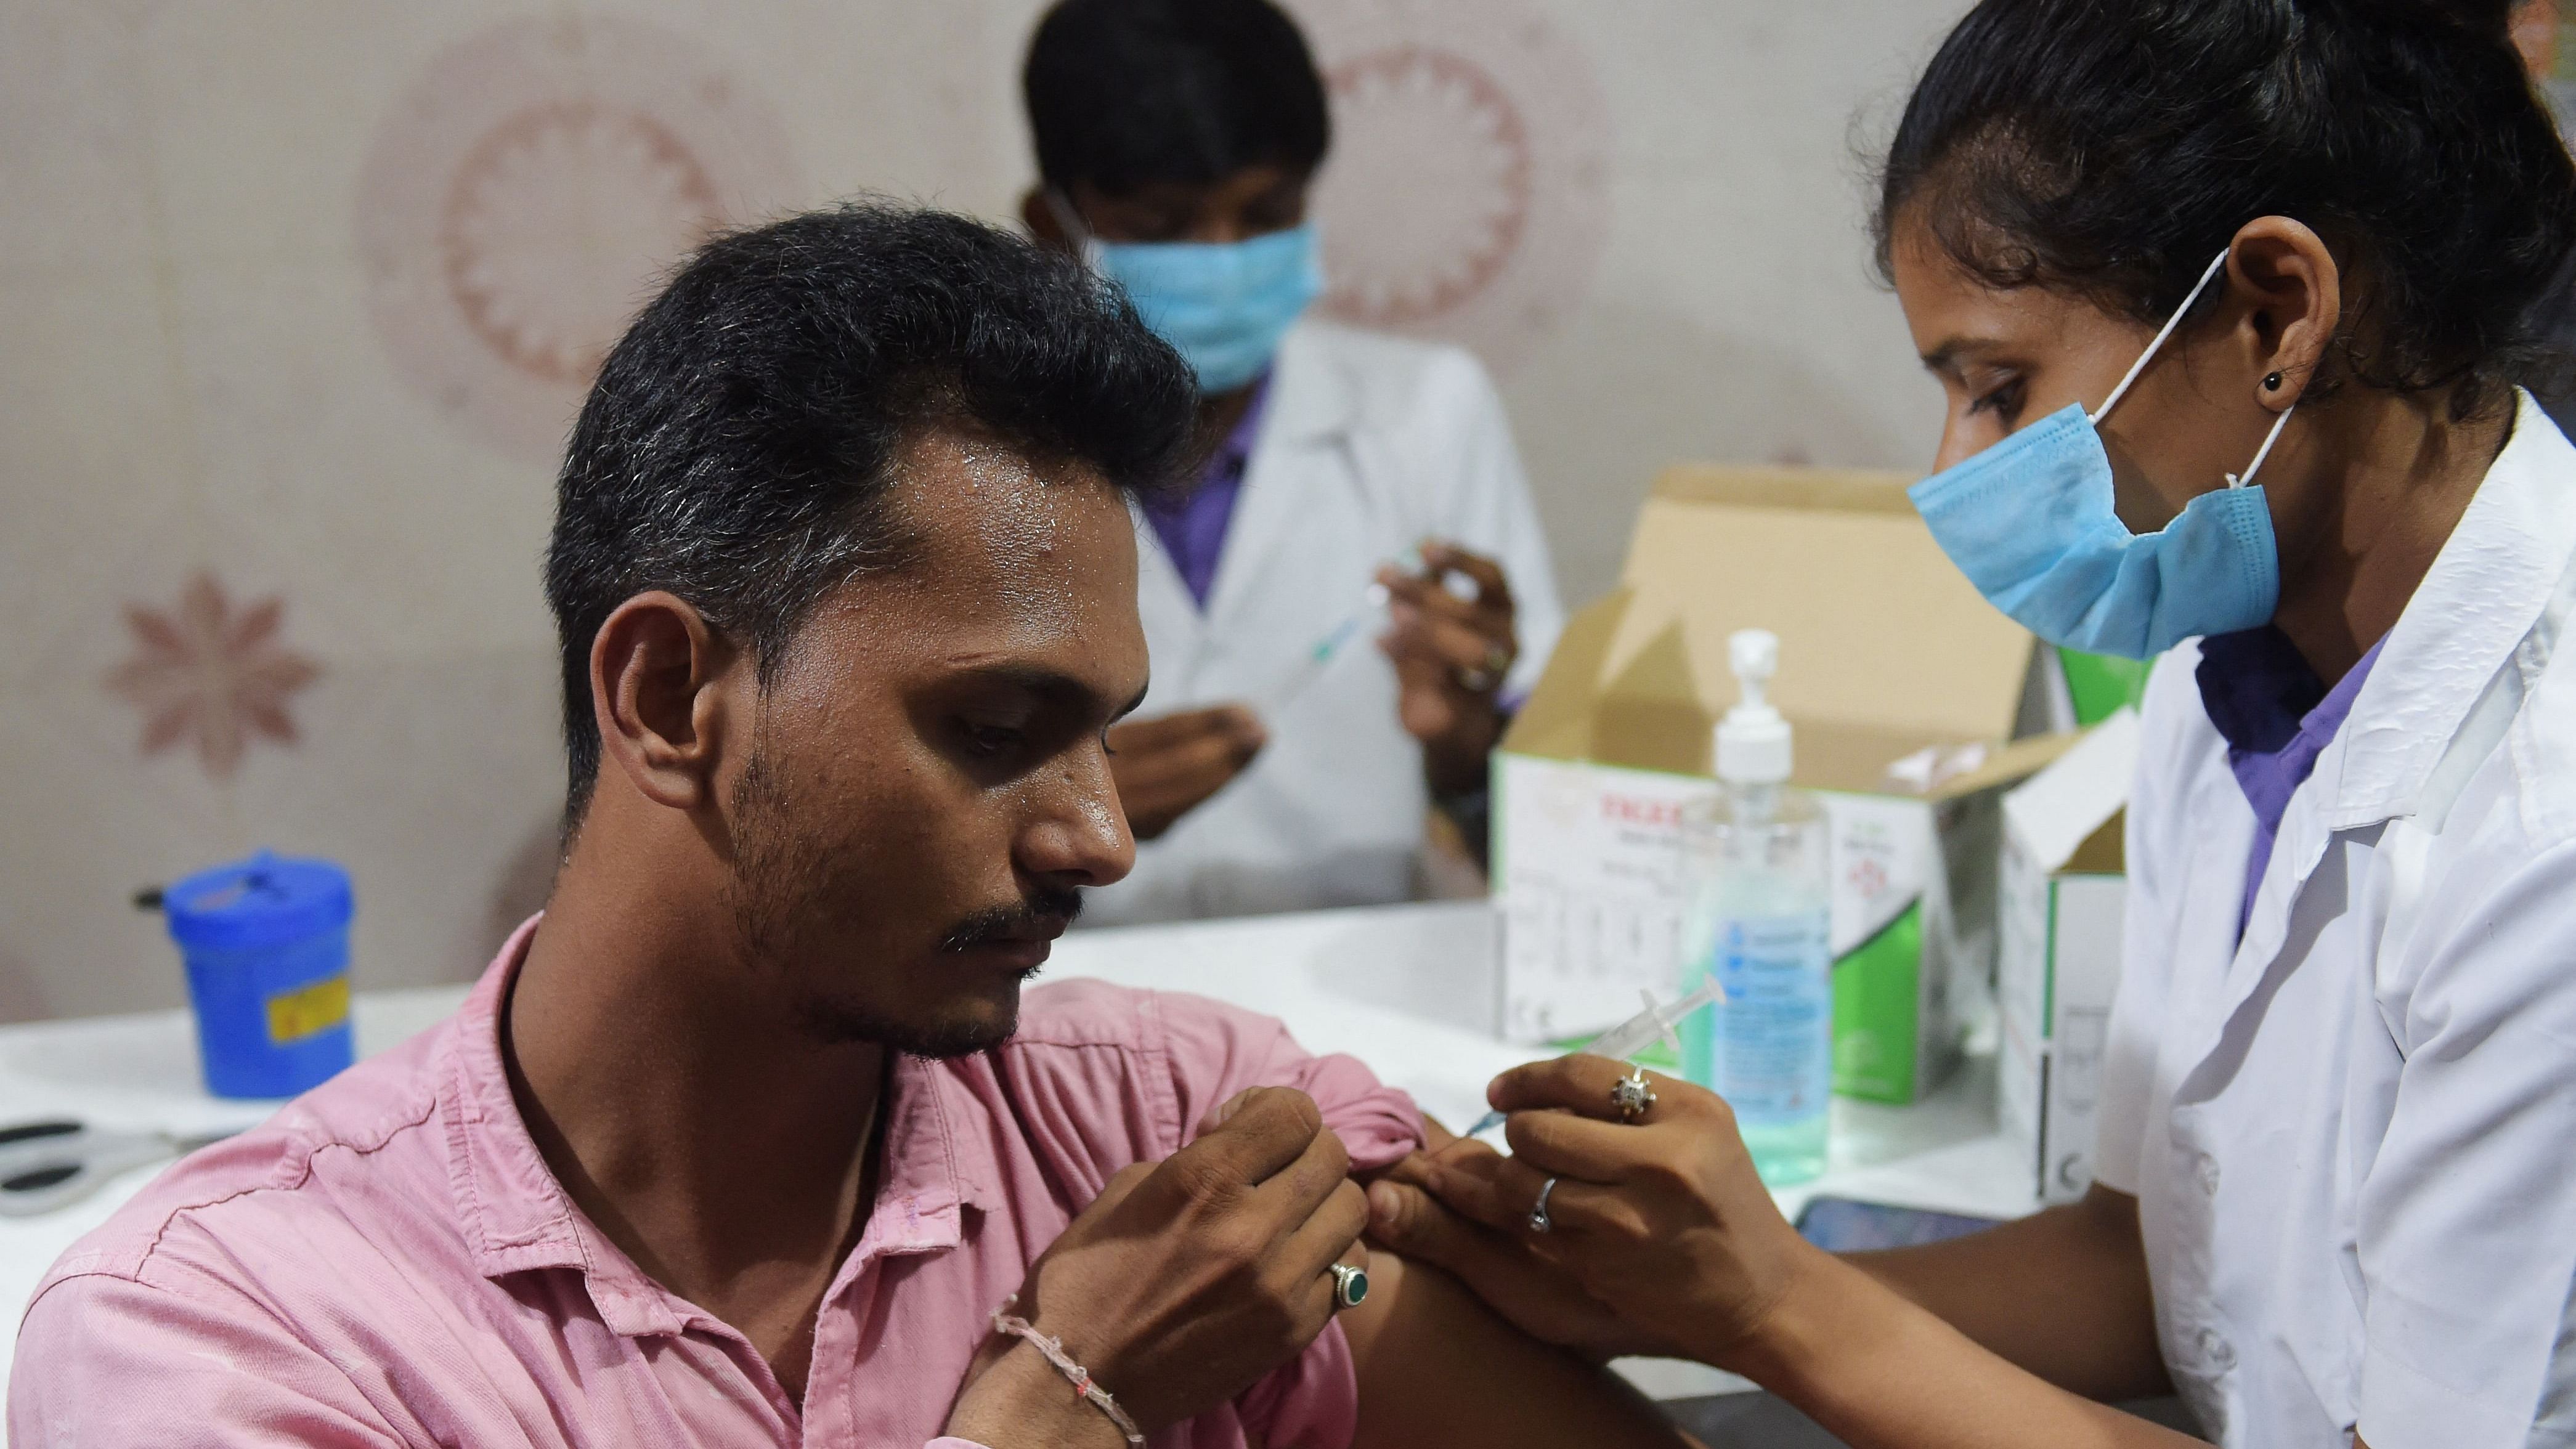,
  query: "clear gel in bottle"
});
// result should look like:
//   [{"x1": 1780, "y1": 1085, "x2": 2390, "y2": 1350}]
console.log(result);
[{"x1": 1680, "y1": 629, "x2": 1833, "y2": 1185}]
